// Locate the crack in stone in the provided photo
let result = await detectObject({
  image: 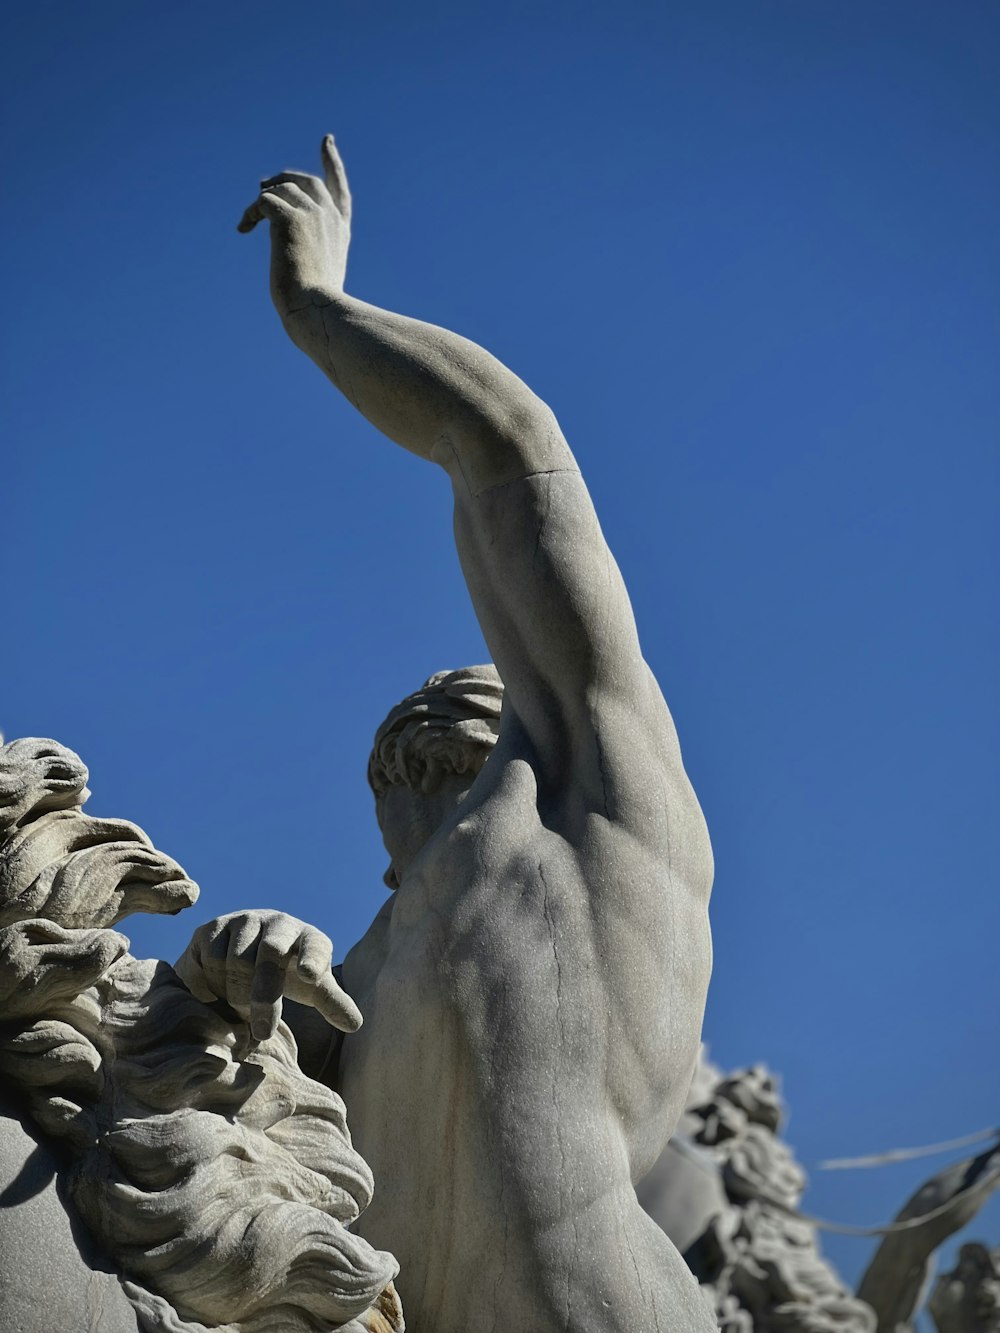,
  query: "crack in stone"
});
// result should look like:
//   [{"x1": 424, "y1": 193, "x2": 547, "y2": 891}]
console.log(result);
[
  {"x1": 539, "y1": 859, "x2": 571, "y2": 1331},
  {"x1": 532, "y1": 471, "x2": 553, "y2": 570}
]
